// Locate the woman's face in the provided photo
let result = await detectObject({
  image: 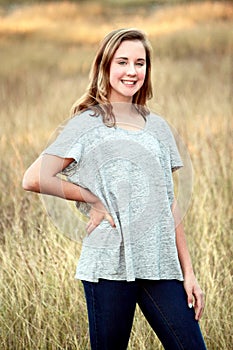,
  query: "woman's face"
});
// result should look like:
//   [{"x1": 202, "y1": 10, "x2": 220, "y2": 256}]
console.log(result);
[{"x1": 108, "y1": 40, "x2": 147, "y2": 103}]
